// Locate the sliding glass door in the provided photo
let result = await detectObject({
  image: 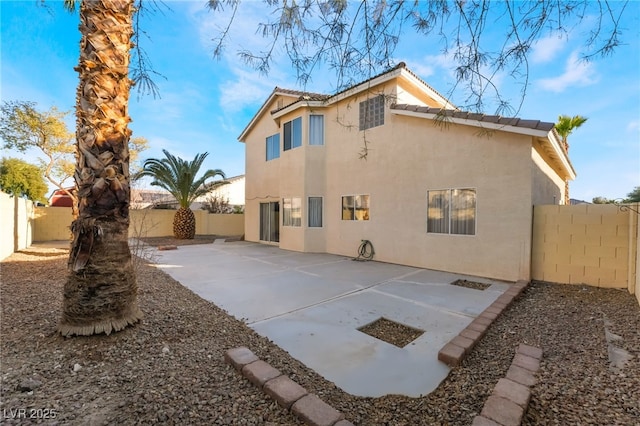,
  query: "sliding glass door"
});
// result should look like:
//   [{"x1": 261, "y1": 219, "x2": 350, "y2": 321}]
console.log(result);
[{"x1": 259, "y1": 202, "x2": 279, "y2": 242}]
